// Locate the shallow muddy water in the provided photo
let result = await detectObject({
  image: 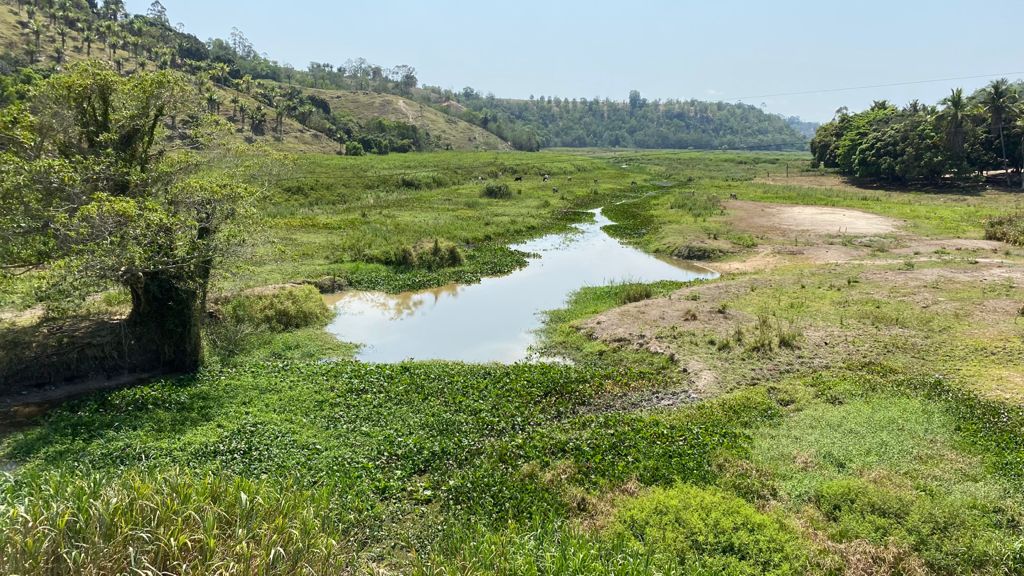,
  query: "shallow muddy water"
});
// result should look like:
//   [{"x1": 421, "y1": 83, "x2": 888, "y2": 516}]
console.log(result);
[{"x1": 326, "y1": 209, "x2": 716, "y2": 363}]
